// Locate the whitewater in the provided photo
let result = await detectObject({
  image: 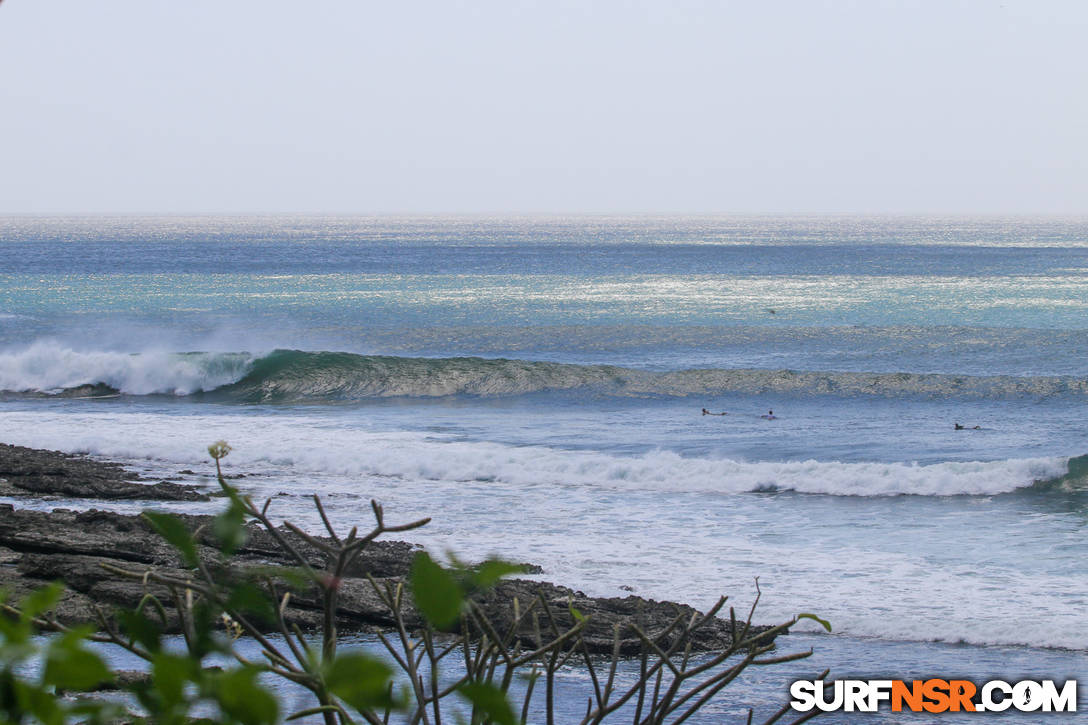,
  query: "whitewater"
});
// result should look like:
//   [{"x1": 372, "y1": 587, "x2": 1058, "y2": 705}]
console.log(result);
[{"x1": 1, "y1": 215, "x2": 1086, "y2": 721}]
